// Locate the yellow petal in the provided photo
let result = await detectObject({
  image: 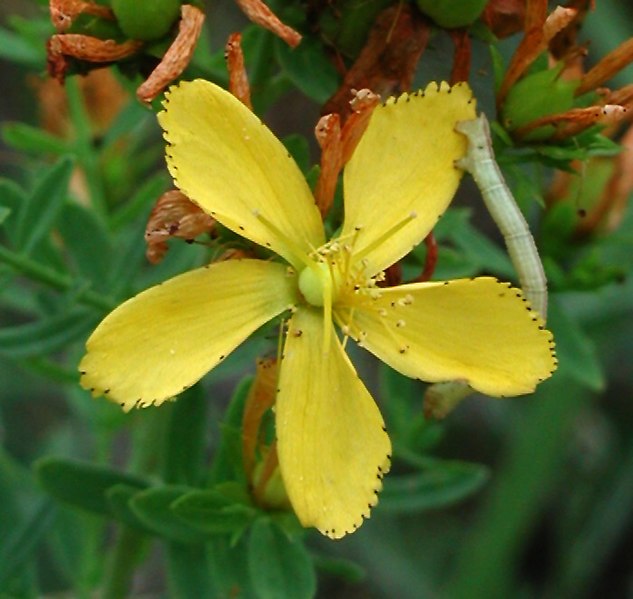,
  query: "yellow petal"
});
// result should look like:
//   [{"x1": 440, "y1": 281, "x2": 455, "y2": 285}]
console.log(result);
[
  {"x1": 276, "y1": 308, "x2": 391, "y2": 539},
  {"x1": 340, "y1": 81, "x2": 476, "y2": 275},
  {"x1": 80, "y1": 260, "x2": 297, "y2": 411},
  {"x1": 340, "y1": 278, "x2": 556, "y2": 396},
  {"x1": 158, "y1": 80, "x2": 324, "y2": 270}
]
